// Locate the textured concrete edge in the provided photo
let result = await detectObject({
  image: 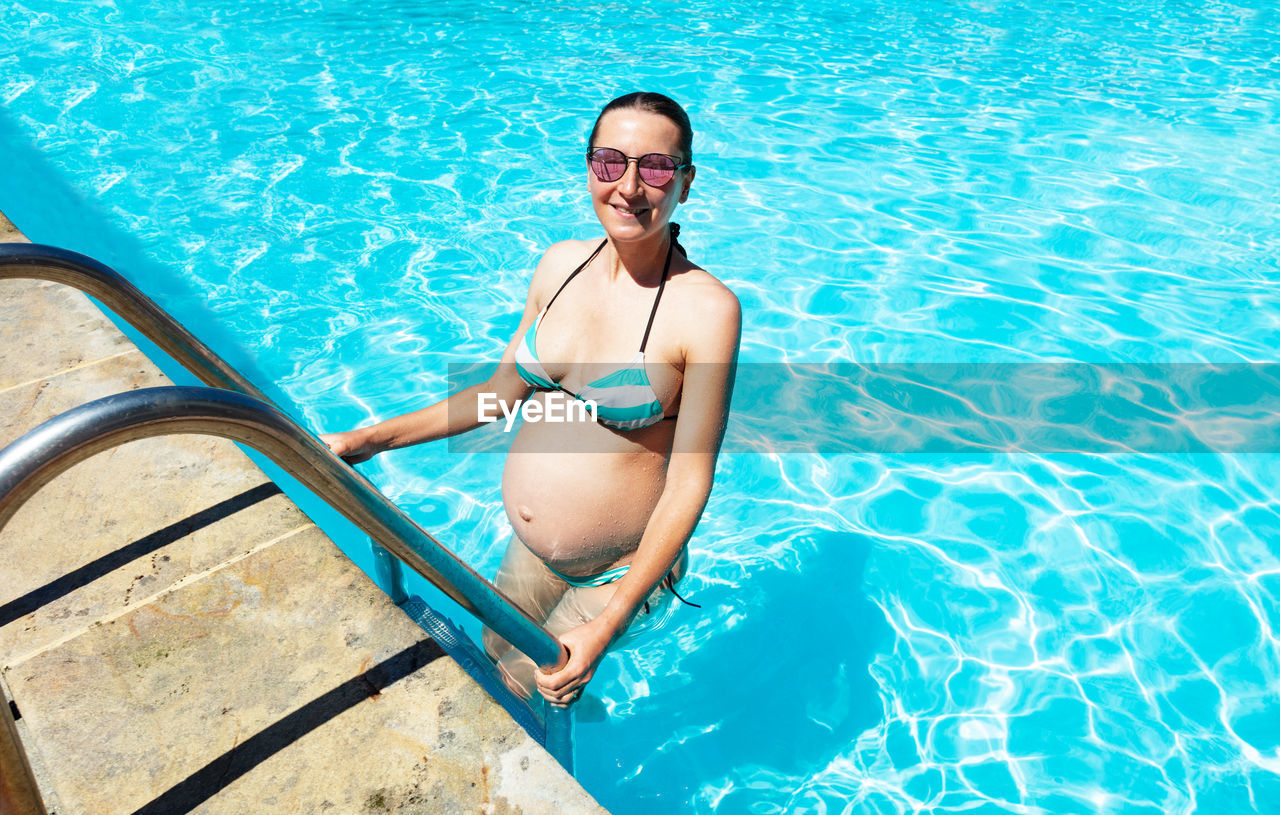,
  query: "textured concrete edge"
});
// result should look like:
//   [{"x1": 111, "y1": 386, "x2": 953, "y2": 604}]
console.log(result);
[
  {"x1": 1, "y1": 208, "x2": 64, "y2": 815},
  {"x1": 1, "y1": 648, "x2": 64, "y2": 815},
  {"x1": 1, "y1": 211, "x2": 29, "y2": 244},
  {"x1": 0, "y1": 208, "x2": 608, "y2": 813}
]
